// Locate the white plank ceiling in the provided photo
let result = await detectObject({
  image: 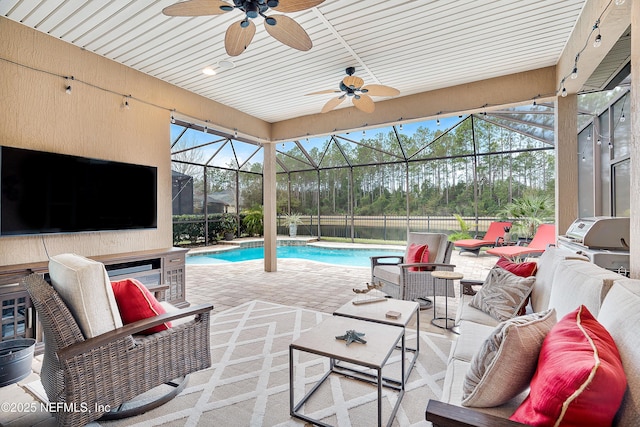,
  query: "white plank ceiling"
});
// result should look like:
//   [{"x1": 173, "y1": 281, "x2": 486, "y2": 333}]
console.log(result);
[{"x1": 2, "y1": 0, "x2": 588, "y2": 123}]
